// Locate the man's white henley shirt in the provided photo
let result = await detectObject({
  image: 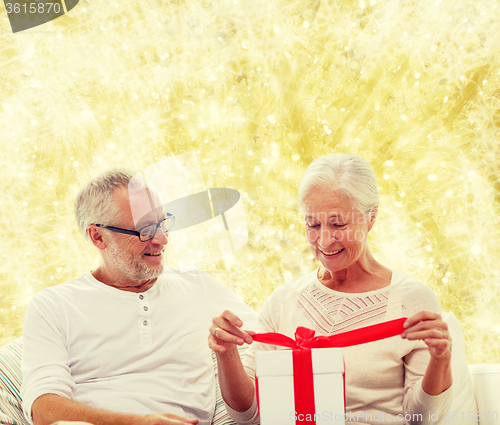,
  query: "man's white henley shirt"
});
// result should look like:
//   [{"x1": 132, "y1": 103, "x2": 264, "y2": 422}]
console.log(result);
[{"x1": 21, "y1": 268, "x2": 256, "y2": 425}]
